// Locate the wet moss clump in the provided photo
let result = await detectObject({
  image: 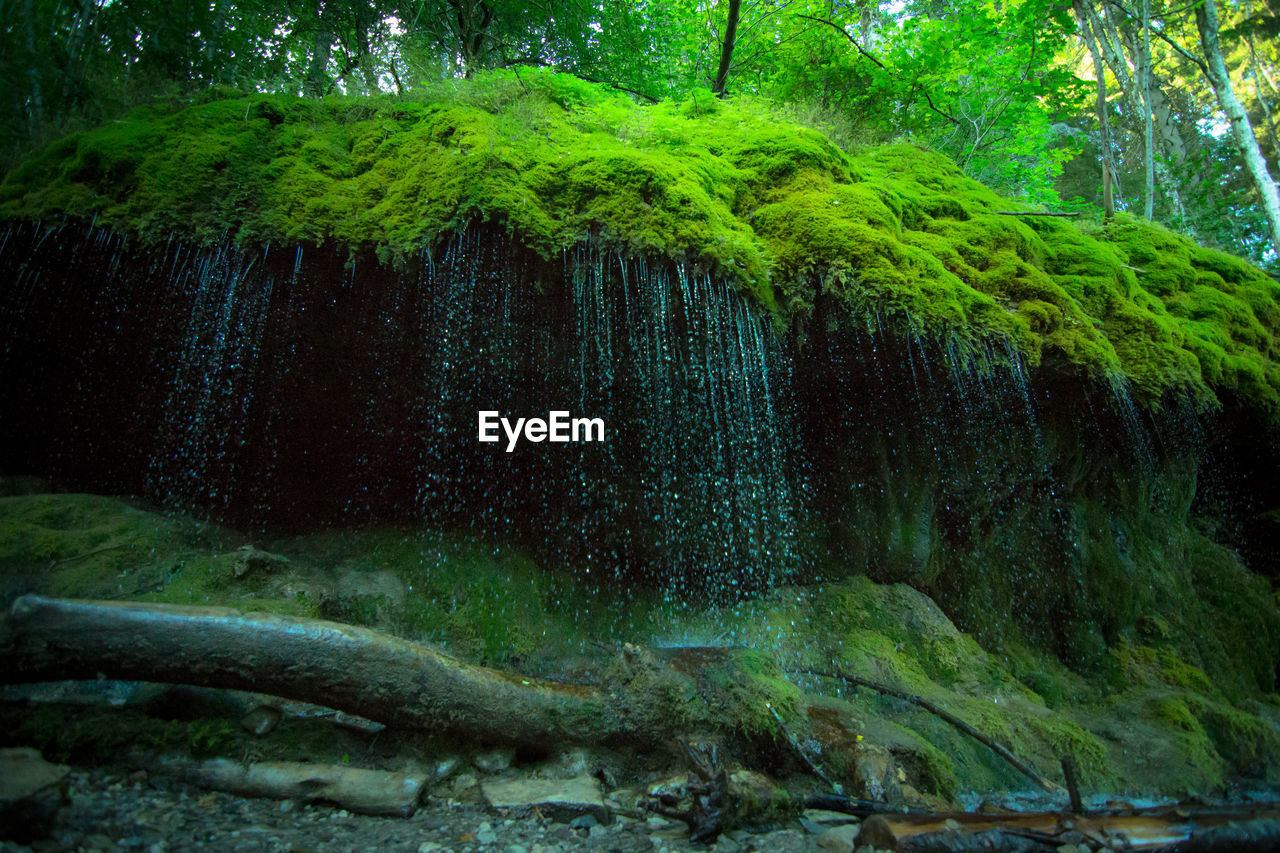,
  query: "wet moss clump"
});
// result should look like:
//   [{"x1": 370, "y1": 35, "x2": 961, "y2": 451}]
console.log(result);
[{"x1": 2, "y1": 70, "x2": 1277, "y2": 418}]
